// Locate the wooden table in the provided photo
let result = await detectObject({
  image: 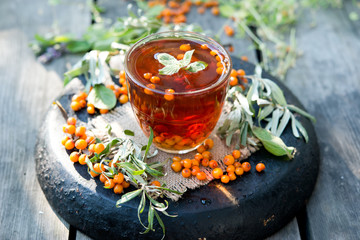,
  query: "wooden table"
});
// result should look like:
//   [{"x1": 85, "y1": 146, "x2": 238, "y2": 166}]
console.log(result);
[{"x1": 1, "y1": 0, "x2": 359, "y2": 239}]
